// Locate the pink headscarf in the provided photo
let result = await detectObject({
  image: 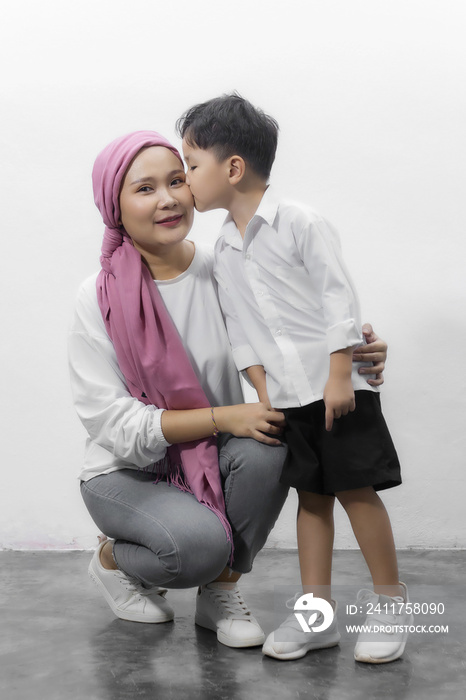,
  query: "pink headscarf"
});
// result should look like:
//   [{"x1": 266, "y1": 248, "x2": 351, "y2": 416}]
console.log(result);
[{"x1": 92, "y1": 131, "x2": 232, "y2": 552}]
